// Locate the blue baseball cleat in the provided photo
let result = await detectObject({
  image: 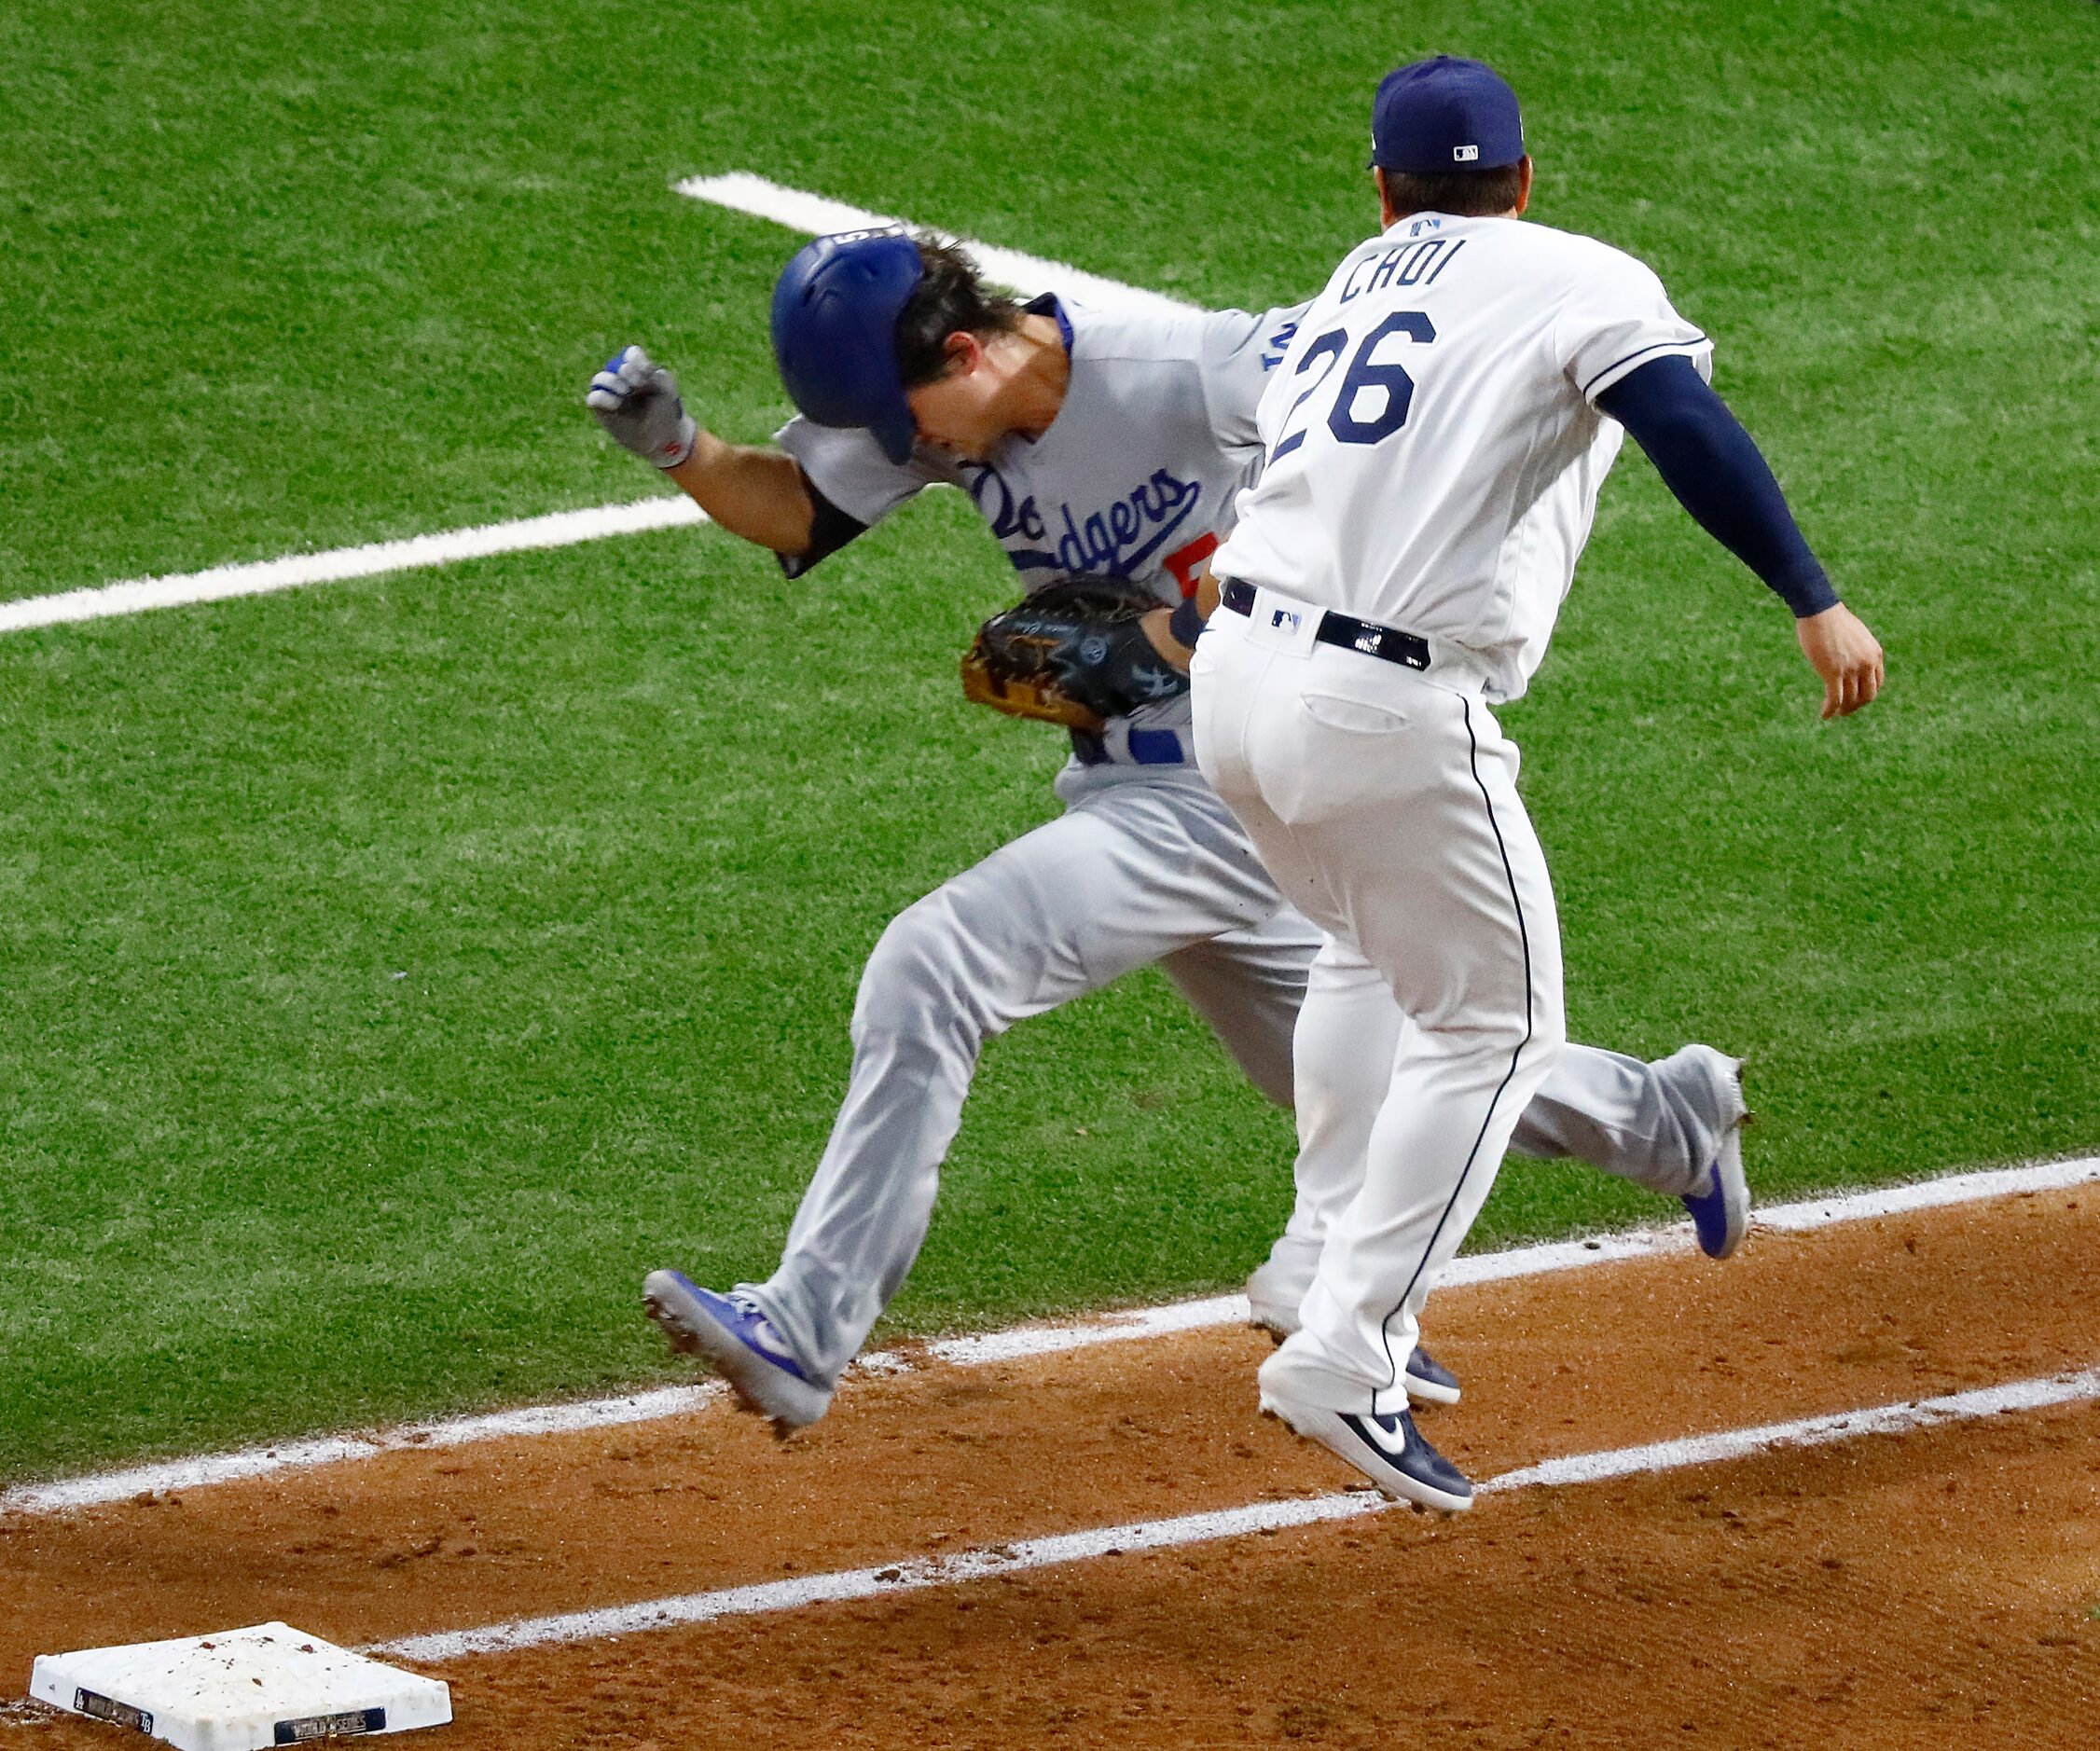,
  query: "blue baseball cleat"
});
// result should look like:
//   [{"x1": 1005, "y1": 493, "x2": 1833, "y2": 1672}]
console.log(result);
[
  {"x1": 1258, "y1": 1363, "x2": 1473, "y2": 1513},
  {"x1": 642, "y1": 1271, "x2": 832, "y2": 1434},
  {"x1": 1678, "y1": 1046, "x2": 1751, "y2": 1260}
]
